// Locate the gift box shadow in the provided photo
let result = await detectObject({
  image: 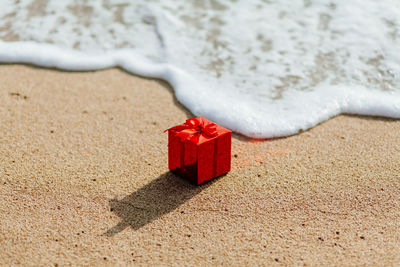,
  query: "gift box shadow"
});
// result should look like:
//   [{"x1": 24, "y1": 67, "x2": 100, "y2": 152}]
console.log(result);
[{"x1": 103, "y1": 171, "x2": 213, "y2": 236}]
